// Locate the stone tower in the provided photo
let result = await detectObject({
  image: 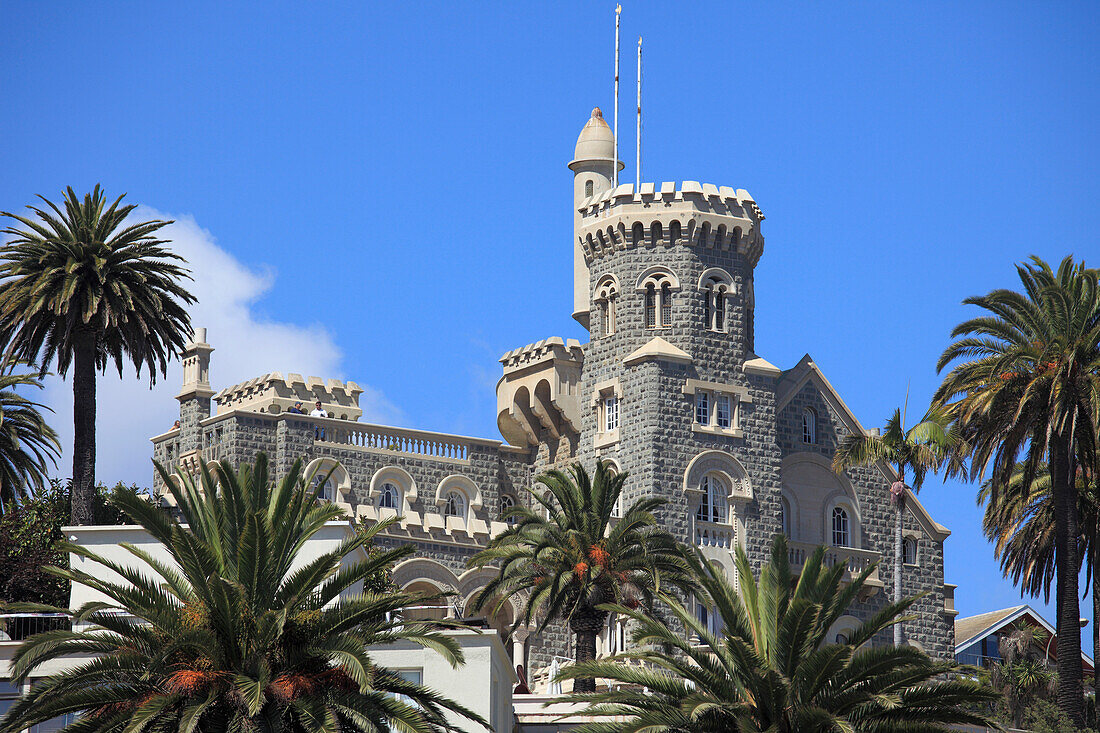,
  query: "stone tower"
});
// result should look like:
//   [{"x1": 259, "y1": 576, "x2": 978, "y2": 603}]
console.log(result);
[
  {"x1": 569, "y1": 108, "x2": 623, "y2": 326},
  {"x1": 570, "y1": 110, "x2": 774, "y2": 568}
]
